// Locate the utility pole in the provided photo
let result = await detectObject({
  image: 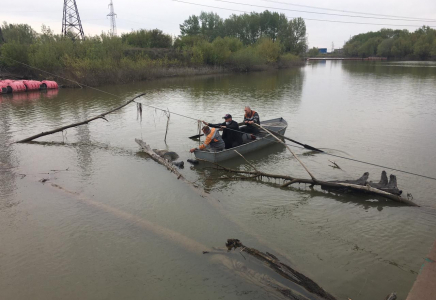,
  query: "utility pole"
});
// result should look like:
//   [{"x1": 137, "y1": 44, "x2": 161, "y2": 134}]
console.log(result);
[
  {"x1": 107, "y1": 0, "x2": 117, "y2": 37},
  {"x1": 331, "y1": 42, "x2": 335, "y2": 53},
  {"x1": 62, "y1": 0, "x2": 85, "y2": 40}
]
